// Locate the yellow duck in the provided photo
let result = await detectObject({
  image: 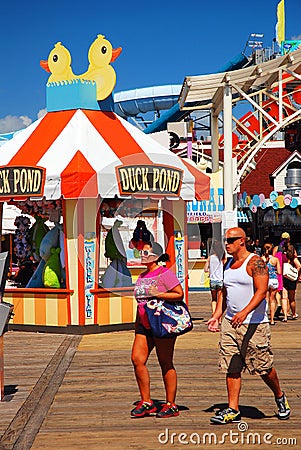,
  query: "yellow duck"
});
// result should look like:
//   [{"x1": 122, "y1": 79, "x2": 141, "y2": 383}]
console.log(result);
[
  {"x1": 80, "y1": 34, "x2": 122, "y2": 100},
  {"x1": 40, "y1": 42, "x2": 76, "y2": 82}
]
